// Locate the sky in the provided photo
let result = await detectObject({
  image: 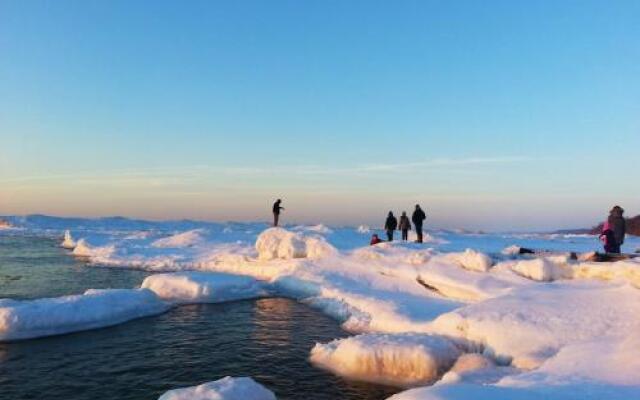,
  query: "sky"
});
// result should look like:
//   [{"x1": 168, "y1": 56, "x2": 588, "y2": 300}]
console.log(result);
[{"x1": 0, "y1": 0, "x2": 638, "y2": 231}]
